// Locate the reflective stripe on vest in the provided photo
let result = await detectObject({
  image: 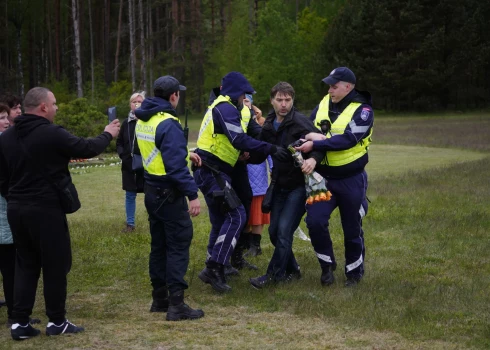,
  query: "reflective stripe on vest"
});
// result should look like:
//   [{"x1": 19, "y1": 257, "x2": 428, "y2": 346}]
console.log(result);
[
  {"x1": 197, "y1": 95, "x2": 247, "y2": 167},
  {"x1": 136, "y1": 112, "x2": 183, "y2": 175},
  {"x1": 315, "y1": 94, "x2": 373, "y2": 166}
]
